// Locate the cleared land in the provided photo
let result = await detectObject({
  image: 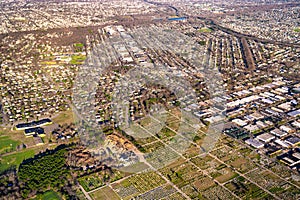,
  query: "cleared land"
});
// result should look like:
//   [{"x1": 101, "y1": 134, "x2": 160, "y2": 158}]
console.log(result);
[{"x1": 52, "y1": 110, "x2": 74, "y2": 124}]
